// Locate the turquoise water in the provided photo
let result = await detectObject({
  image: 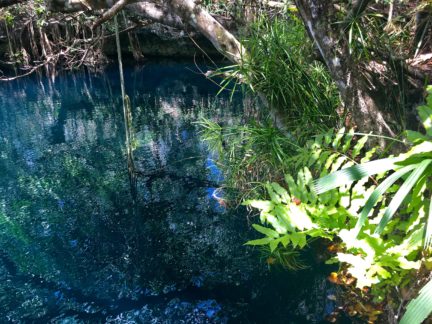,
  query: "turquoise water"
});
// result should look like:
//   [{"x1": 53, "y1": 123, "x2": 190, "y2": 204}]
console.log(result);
[{"x1": 0, "y1": 61, "x2": 335, "y2": 323}]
